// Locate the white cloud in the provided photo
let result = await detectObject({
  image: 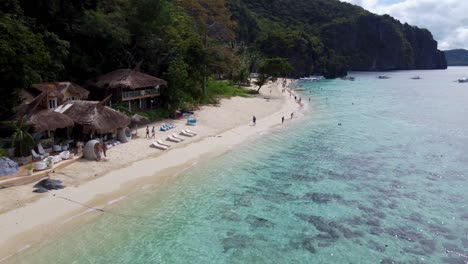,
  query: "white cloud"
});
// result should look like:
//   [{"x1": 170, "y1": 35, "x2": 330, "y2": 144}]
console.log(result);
[{"x1": 341, "y1": 0, "x2": 468, "y2": 50}]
